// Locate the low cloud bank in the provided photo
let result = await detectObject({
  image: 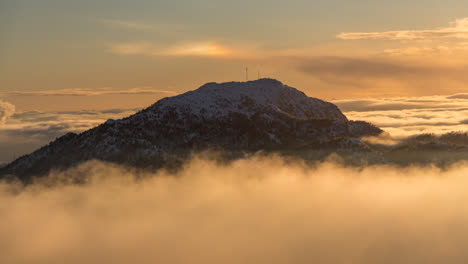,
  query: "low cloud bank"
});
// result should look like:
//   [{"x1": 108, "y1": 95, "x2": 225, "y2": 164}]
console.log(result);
[
  {"x1": 334, "y1": 95, "x2": 468, "y2": 137},
  {"x1": 0, "y1": 108, "x2": 139, "y2": 163},
  {"x1": 2, "y1": 155, "x2": 468, "y2": 264}
]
